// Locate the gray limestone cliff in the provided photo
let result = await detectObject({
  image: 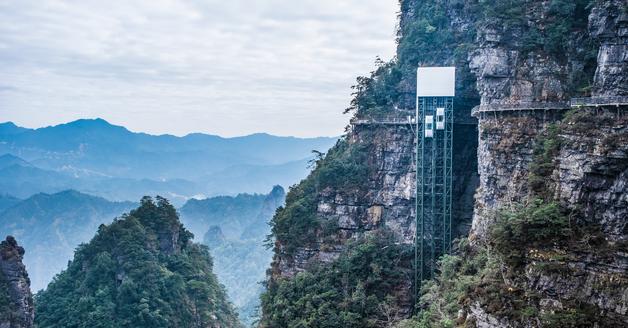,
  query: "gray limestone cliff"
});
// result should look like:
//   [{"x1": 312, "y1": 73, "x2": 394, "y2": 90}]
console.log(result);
[
  {"x1": 266, "y1": 0, "x2": 481, "y2": 320},
  {"x1": 590, "y1": 0, "x2": 628, "y2": 97},
  {"x1": 467, "y1": 0, "x2": 628, "y2": 326},
  {"x1": 0, "y1": 236, "x2": 34, "y2": 328},
  {"x1": 470, "y1": 105, "x2": 627, "y2": 327},
  {"x1": 262, "y1": 0, "x2": 627, "y2": 326}
]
